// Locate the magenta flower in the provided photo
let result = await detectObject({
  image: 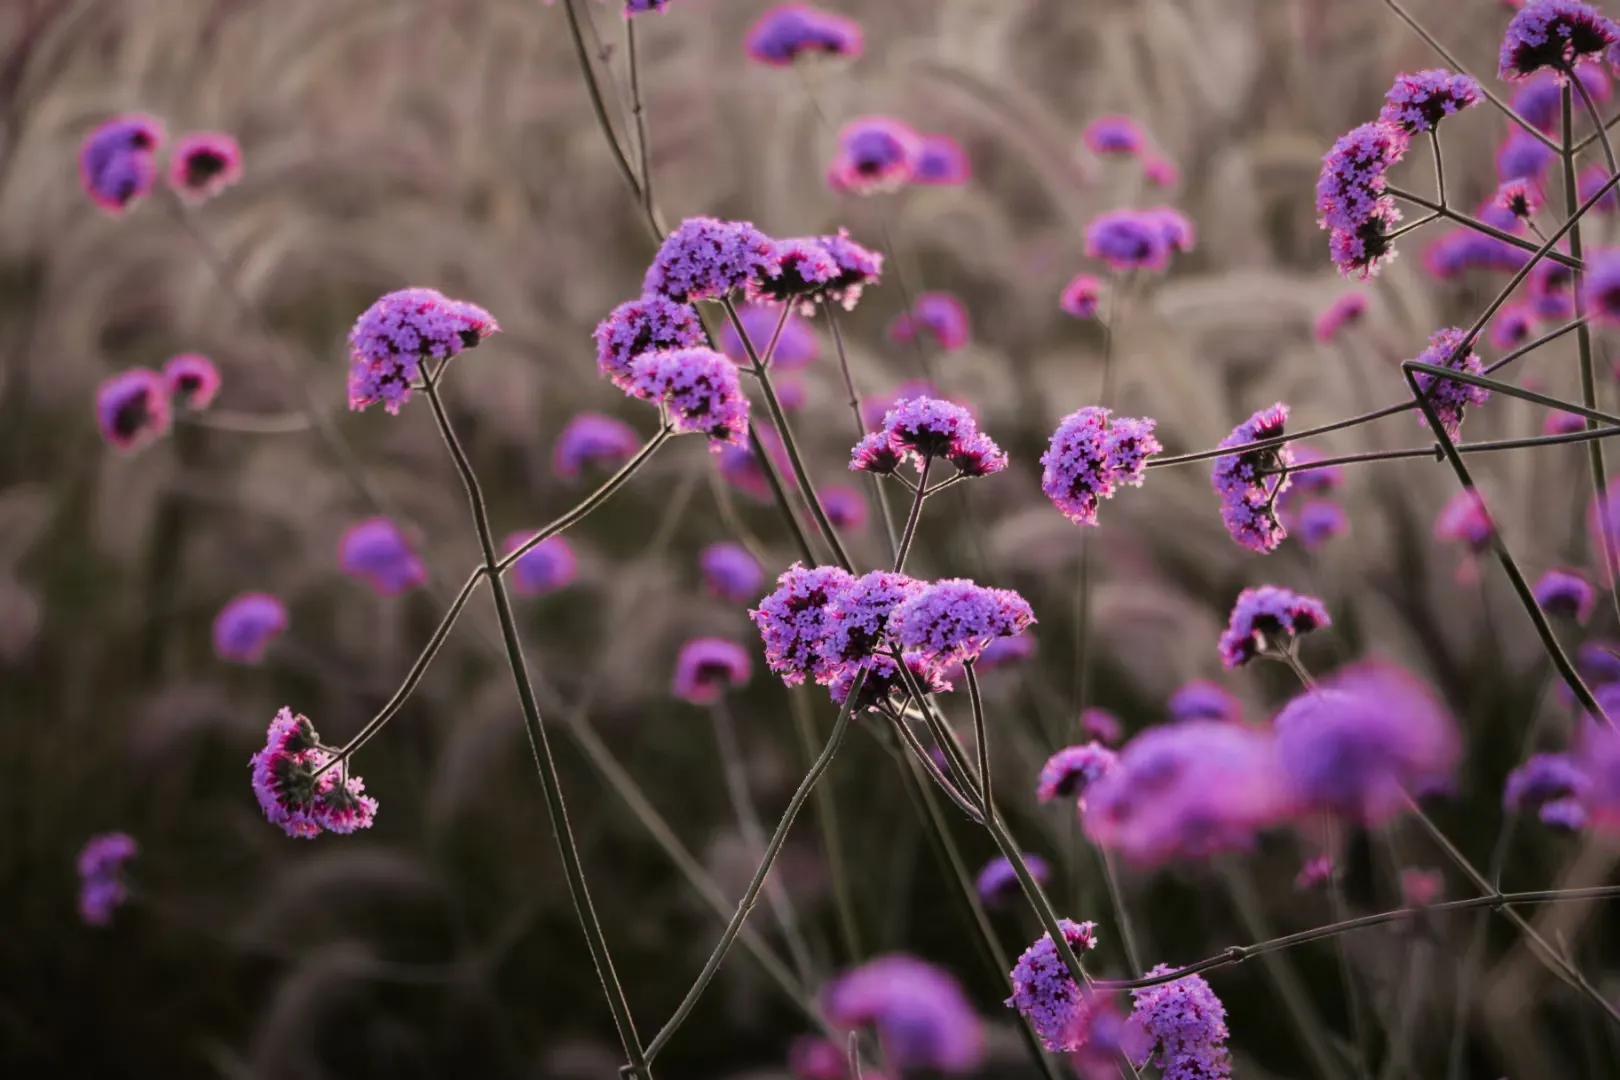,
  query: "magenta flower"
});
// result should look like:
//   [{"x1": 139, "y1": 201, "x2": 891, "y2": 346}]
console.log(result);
[
  {"x1": 553, "y1": 412, "x2": 641, "y2": 480},
  {"x1": 821, "y1": 484, "x2": 869, "y2": 532},
  {"x1": 1316, "y1": 121, "x2": 1409, "y2": 234},
  {"x1": 975, "y1": 853, "x2": 1050, "y2": 907},
  {"x1": 827, "y1": 117, "x2": 919, "y2": 195},
  {"x1": 1060, "y1": 274, "x2": 1105, "y2": 319},
  {"x1": 816, "y1": 229, "x2": 886, "y2": 310},
  {"x1": 1212, "y1": 403, "x2": 1293, "y2": 553},
  {"x1": 1499, "y1": 0, "x2": 1619, "y2": 80},
  {"x1": 1129, "y1": 967, "x2": 1233, "y2": 1079},
  {"x1": 77, "y1": 832, "x2": 138, "y2": 927},
  {"x1": 1331, "y1": 204, "x2": 1404, "y2": 279},
  {"x1": 162, "y1": 353, "x2": 221, "y2": 410},
  {"x1": 340, "y1": 517, "x2": 427, "y2": 596},
  {"x1": 627, "y1": 347, "x2": 751, "y2": 449},
  {"x1": 824, "y1": 955, "x2": 985, "y2": 1073},
  {"x1": 888, "y1": 292, "x2": 971, "y2": 351},
  {"x1": 625, "y1": 0, "x2": 671, "y2": 14},
  {"x1": 644, "y1": 217, "x2": 781, "y2": 303},
  {"x1": 745, "y1": 4, "x2": 863, "y2": 66},
  {"x1": 1285, "y1": 446, "x2": 1346, "y2": 495},
  {"x1": 787, "y1": 1037, "x2": 855, "y2": 1080},
  {"x1": 749, "y1": 236, "x2": 840, "y2": 307},
  {"x1": 1547, "y1": 409, "x2": 1587, "y2": 435},
  {"x1": 1004, "y1": 919, "x2": 1100, "y2": 1051},
  {"x1": 750, "y1": 563, "x2": 857, "y2": 686},
  {"x1": 1083, "y1": 115, "x2": 1145, "y2": 157},
  {"x1": 1490, "y1": 304, "x2": 1539, "y2": 349},
  {"x1": 1423, "y1": 227, "x2": 1530, "y2": 280},
  {"x1": 1143, "y1": 207, "x2": 1197, "y2": 256},
  {"x1": 504, "y1": 533, "x2": 578, "y2": 597},
  {"x1": 1295, "y1": 854, "x2": 1338, "y2": 891},
  {"x1": 168, "y1": 131, "x2": 243, "y2": 204},
  {"x1": 595, "y1": 295, "x2": 706, "y2": 390},
  {"x1": 890, "y1": 578, "x2": 1035, "y2": 673},
  {"x1": 1379, "y1": 69, "x2": 1482, "y2": 133},
  {"x1": 249, "y1": 708, "x2": 377, "y2": 839},
  {"x1": 79, "y1": 114, "x2": 164, "y2": 215},
  {"x1": 820, "y1": 570, "x2": 922, "y2": 670},
  {"x1": 1085, "y1": 209, "x2": 1171, "y2": 273},
  {"x1": 1037, "y1": 742, "x2": 1120, "y2": 806},
  {"x1": 1535, "y1": 568, "x2": 1596, "y2": 622},
  {"x1": 718, "y1": 433, "x2": 789, "y2": 502},
  {"x1": 1294, "y1": 501, "x2": 1350, "y2": 549},
  {"x1": 1081, "y1": 707, "x2": 1124, "y2": 745},
  {"x1": 672, "y1": 638, "x2": 753, "y2": 704},
  {"x1": 1412, "y1": 327, "x2": 1489, "y2": 438},
  {"x1": 1143, "y1": 155, "x2": 1181, "y2": 188},
  {"x1": 1435, "y1": 489, "x2": 1495, "y2": 554},
  {"x1": 1582, "y1": 249, "x2": 1620, "y2": 326},
  {"x1": 718, "y1": 303, "x2": 821, "y2": 369},
  {"x1": 1495, "y1": 177, "x2": 1543, "y2": 220},
  {"x1": 913, "y1": 134, "x2": 972, "y2": 185},
  {"x1": 1505, "y1": 752, "x2": 1591, "y2": 829},
  {"x1": 1168, "y1": 680, "x2": 1242, "y2": 724},
  {"x1": 1314, "y1": 293, "x2": 1369, "y2": 343},
  {"x1": 1218, "y1": 585, "x2": 1331, "y2": 669},
  {"x1": 877, "y1": 396, "x2": 1004, "y2": 472},
  {"x1": 347, "y1": 288, "x2": 499, "y2": 414},
  {"x1": 700, "y1": 542, "x2": 764, "y2": 603},
  {"x1": 96, "y1": 369, "x2": 171, "y2": 453},
  {"x1": 213, "y1": 592, "x2": 289, "y2": 665},
  {"x1": 1497, "y1": 130, "x2": 1557, "y2": 185},
  {"x1": 1041, "y1": 406, "x2": 1160, "y2": 527}
]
